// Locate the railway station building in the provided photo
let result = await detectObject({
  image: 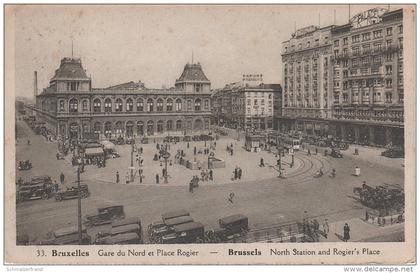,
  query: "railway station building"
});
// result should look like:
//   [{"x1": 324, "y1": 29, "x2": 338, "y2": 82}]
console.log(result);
[{"x1": 31, "y1": 57, "x2": 212, "y2": 140}]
